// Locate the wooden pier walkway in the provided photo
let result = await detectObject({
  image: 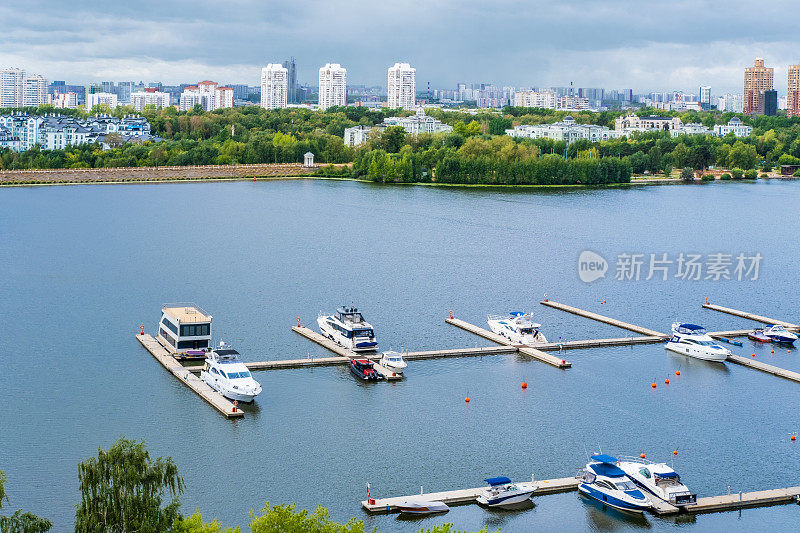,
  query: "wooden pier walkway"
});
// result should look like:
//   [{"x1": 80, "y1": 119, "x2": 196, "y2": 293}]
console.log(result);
[
  {"x1": 726, "y1": 355, "x2": 800, "y2": 383},
  {"x1": 361, "y1": 477, "x2": 580, "y2": 513},
  {"x1": 702, "y1": 303, "x2": 799, "y2": 330},
  {"x1": 292, "y1": 325, "x2": 357, "y2": 357},
  {"x1": 445, "y1": 317, "x2": 571, "y2": 368},
  {"x1": 540, "y1": 300, "x2": 667, "y2": 337},
  {"x1": 692, "y1": 486, "x2": 800, "y2": 513},
  {"x1": 136, "y1": 334, "x2": 243, "y2": 418}
]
